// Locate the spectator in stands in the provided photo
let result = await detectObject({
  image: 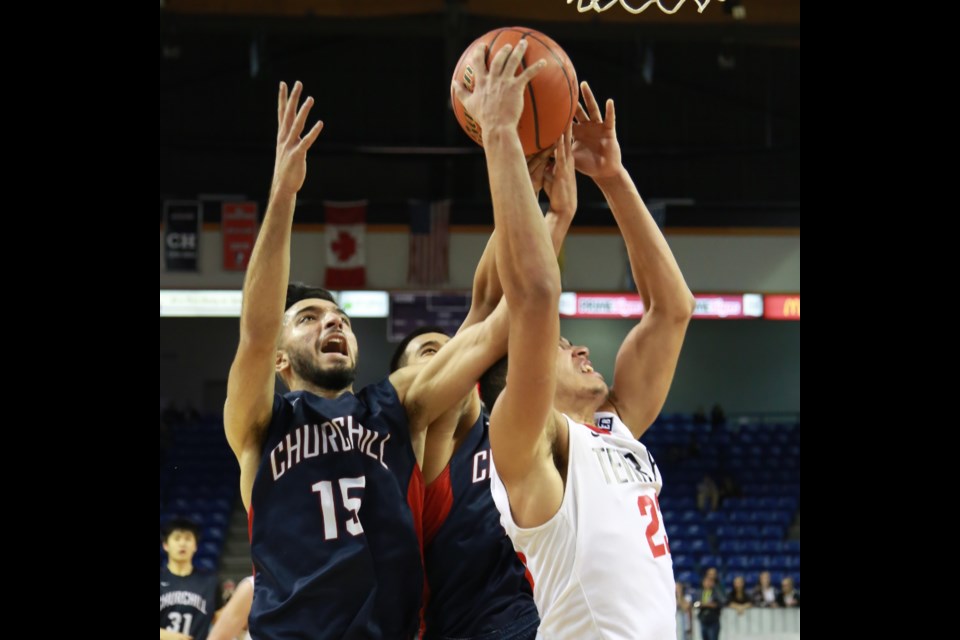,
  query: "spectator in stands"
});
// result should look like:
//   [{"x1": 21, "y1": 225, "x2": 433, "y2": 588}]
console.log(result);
[
  {"x1": 693, "y1": 405, "x2": 708, "y2": 425},
  {"x1": 726, "y1": 575, "x2": 752, "y2": 614},
  {"x1": 710, "y1": 403, "x2": 725, "y2": 427},
  {"x1": 694, "y1": 573, "x2": 723, "y2": 640},
  {"x1": 676, "y1": 581, "x2": 693, "y2": 640},
  {"x1": 703, "y1": 567, "x2": 726, "y2": 601},
  {"x1": 697, "y1": 474, "x2": 720, "y2": 512},
  {"x1": 718, "y1": 473, "x2": 741, "y2": 506},
  {"x1": 220, "y1": 579, "x2": 237, "y2": 603},
  {"x1": 777, "y1": 577, "x2": 800, "y2": 607},
  {"x1": 209, "y1": 576, "x2": 254, "y2": 640},
  {"x1": 751, "y1": 571, "x2": 779, "y2": 608}
]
